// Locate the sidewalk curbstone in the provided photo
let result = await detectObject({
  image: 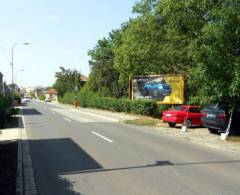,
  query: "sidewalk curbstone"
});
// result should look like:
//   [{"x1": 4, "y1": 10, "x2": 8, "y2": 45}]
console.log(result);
[
  {"x1": 16, "y1": 112, "x2": 23, "y2": 195},
  {"x1": 16, "y1": 107, "x2": 37, "y2": 195}
]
